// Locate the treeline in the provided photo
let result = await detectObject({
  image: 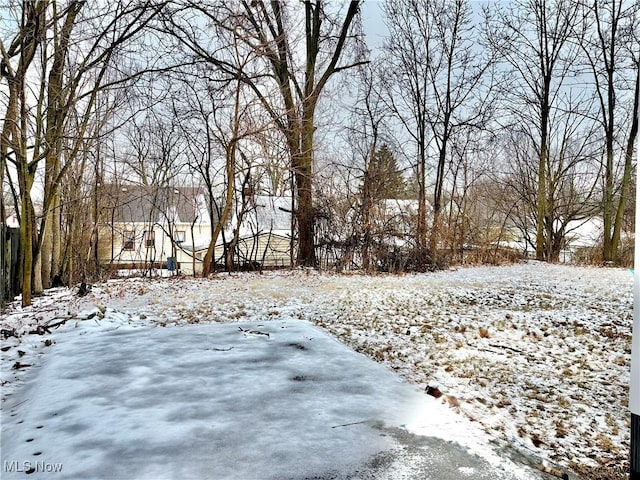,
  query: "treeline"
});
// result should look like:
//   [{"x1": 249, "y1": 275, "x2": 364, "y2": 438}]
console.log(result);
[{"x1": 1, "y1": 0, "x2": 638, "y2": 305}]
